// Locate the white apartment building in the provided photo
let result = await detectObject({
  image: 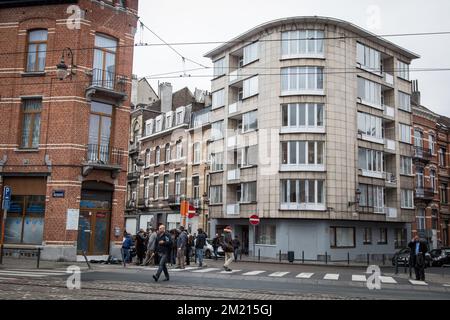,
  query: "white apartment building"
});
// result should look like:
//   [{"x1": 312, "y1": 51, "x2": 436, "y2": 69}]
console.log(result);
[{"x1": 204, "y1": 16, "x2": 420, "y2": 261}]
